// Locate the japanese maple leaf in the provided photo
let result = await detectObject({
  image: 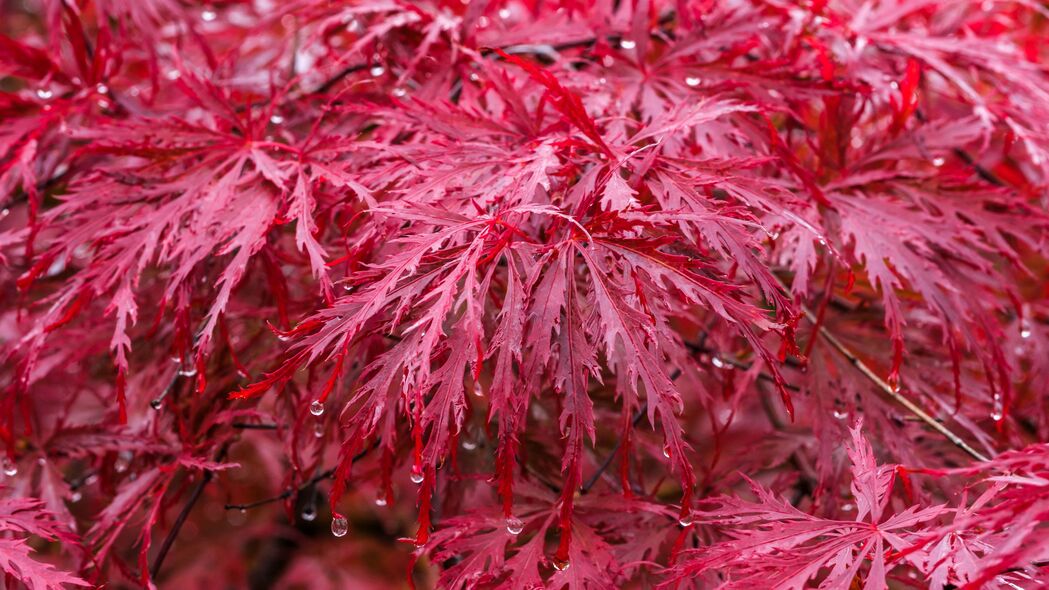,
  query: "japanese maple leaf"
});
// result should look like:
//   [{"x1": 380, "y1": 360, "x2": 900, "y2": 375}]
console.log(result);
[
  {"x1": 664, "y1": 423, "x2": 946, "y2": 589},
  {"x1": 0, "y1": 495, "x2": 87, "y2": 590}
]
